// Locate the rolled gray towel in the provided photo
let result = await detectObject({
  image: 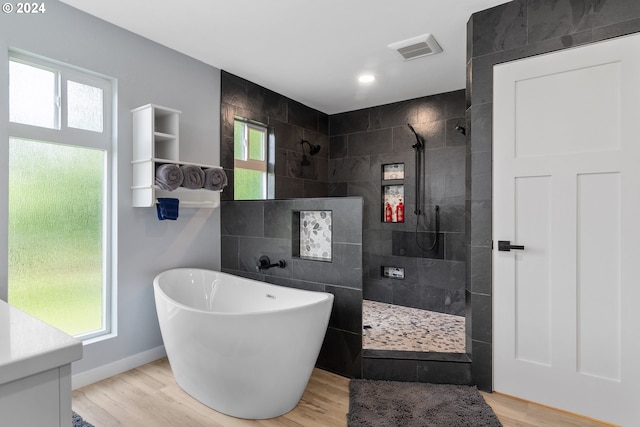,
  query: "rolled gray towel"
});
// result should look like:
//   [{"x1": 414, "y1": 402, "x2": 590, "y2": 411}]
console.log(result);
[
  {"x1": 180, "y1": 164, "x2": 205, "y2": 189},
  {"x1": 155, "y1": 164, "x2": 183, "y2": 191},
  {"x1": 203, "y1": 167, "x2": 228, "y2": 191}
]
